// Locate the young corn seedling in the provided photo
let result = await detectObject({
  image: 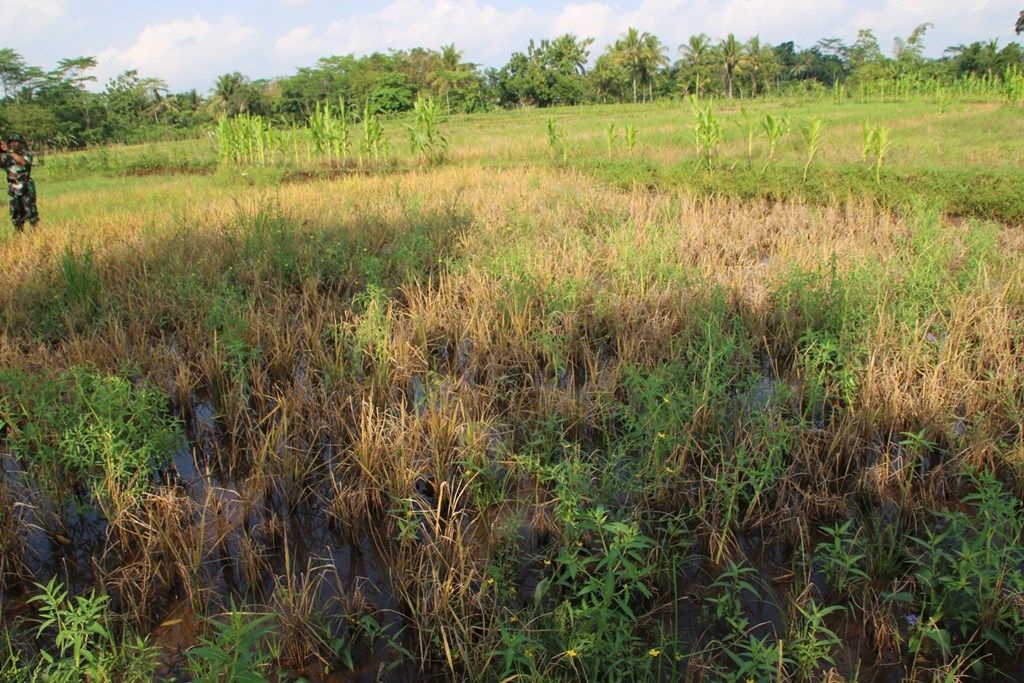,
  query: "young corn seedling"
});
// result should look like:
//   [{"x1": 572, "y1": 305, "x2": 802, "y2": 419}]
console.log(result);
[
  {"x1": 738, "y1": 108, "x2": 757, "y2": 167},
  {"x1": 800, "y1": 117, "x2": 824, "y2": 182},
  {"x1": 760, "y1": 113, "x2": 789, "y2": 174},
  {"x1": 863, "y1": 123, "x2": 891, "y2": 183},
  {"x1": 546, "y1": 118, "x2": 568, "y2": 162},
  {"x1": 689, "y1": 96, "x2": 723, "y2": 168},
  {"x1": 604, "y1": 123, "x2": 618, "y2": 157},
  {"x1": 624, "y1": 125, "x2": 638, "y2": 156}
]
